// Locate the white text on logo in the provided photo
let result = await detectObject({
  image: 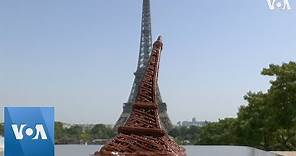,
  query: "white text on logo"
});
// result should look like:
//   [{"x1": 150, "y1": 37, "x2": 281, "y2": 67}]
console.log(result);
[
  {"x1": 266, "y1": 0, "x2": 292, "y2": 10},
  {"x1": 11, "y1": 124, "x2": 48, "y2": 140}
]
